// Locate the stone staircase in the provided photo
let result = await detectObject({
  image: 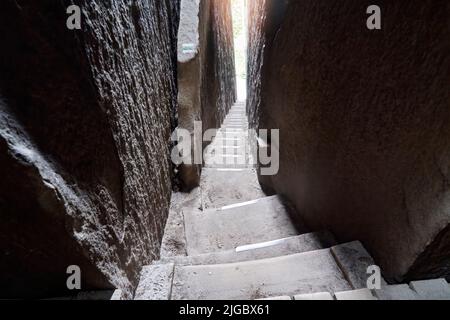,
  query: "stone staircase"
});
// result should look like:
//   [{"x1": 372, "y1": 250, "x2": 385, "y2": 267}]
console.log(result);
[
  {"x1": 133, "y1": 102, "x2": 450, "y2": 301},
  {"x1": 203, "y1": 102, "x2": 255, "y2": 169}
]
